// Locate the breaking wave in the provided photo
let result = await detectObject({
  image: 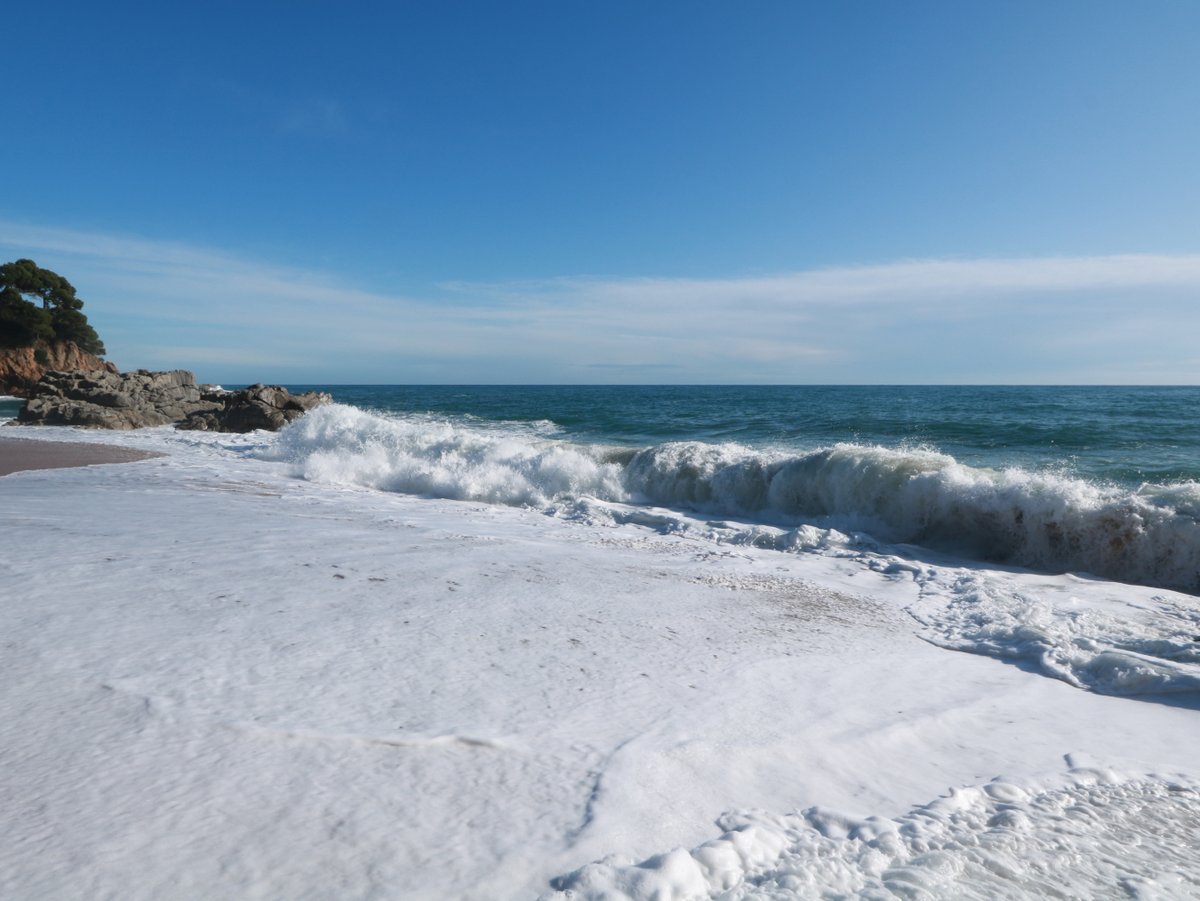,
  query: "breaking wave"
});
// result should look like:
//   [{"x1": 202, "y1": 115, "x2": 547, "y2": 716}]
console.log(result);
[
  {"x1": 264, "y1": 404, "x2": 625, "y2": 507},
  {"x1": 266, "y1": 405, "x2": 1200, "y2": 593},
  {"x1": 624, "y1": 442, "x2": 1200, "y2": 593}
]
